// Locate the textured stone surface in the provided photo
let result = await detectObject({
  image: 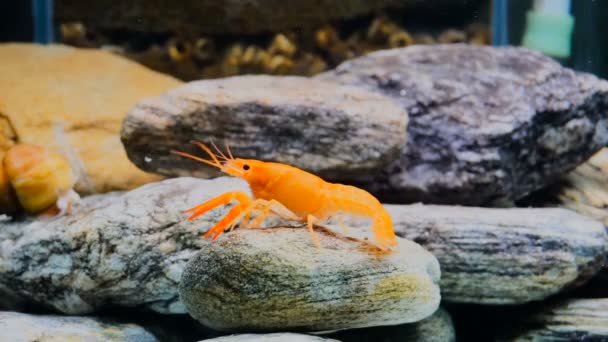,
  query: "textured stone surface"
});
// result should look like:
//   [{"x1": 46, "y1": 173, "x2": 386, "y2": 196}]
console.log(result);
[
  {"x1": 179, "y1": 228, "x2": 441, "y2": 332},
  {"x1": 0, "y1": 43, "x2": 181, "y2": 193},
  {"x1": 0, "y1": 177, "x2": 251, "y2": 314},
  {"x1": 121, "y1": 75, "x2": 407, "y2": 179},
  {"x1": 203, "y1": 333, "x2": 339, "y2": 341},
  {"x1": 0, "y1": 311, "x2": 157, "y2": 342},
  {"x1": 384, "y1": 204, "x2": 608, "y2": 304},
  {"x1": 329, "y1": 307, "x2": 455, "y2": 342},
  {"x1": 533, "y1": 147, "x2": 608, "y2": 226},
  {"x1": 318, "y1": 44, "x2": 608, "y2": 205},
  {"x1": 55, "y1": 0, "x2": 405, "y2": 34},
  {"x1": 504, "y1": 299, "x2": 608, "y2": 341}
]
